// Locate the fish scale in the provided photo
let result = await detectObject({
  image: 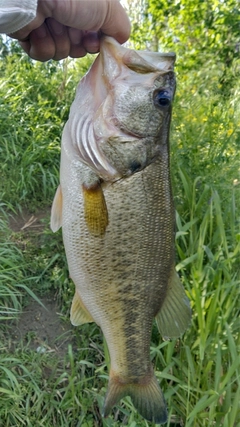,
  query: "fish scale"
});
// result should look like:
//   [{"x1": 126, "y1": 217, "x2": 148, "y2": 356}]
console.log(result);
[
  {"x1": 51, "y1": 36, "x2": 191, "y2": 424},
  {"x1": 64, "y1": 164, "x2": 161, "y2": 377}
]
